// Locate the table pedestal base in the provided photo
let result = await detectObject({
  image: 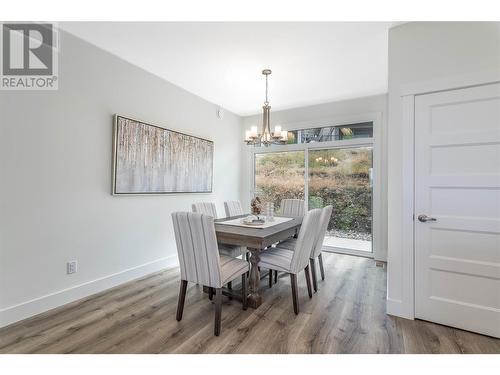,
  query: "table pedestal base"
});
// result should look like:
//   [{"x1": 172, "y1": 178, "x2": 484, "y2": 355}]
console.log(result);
[
  {"x1": 247, "y1": 293, "x2": 262, "y2": 309},
  {"x1": 247, "y1": 247, "x2": 262, "y2": 308},
  {"x1": 201, "y1": 247, "x2": 265, "y2": 309}
]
